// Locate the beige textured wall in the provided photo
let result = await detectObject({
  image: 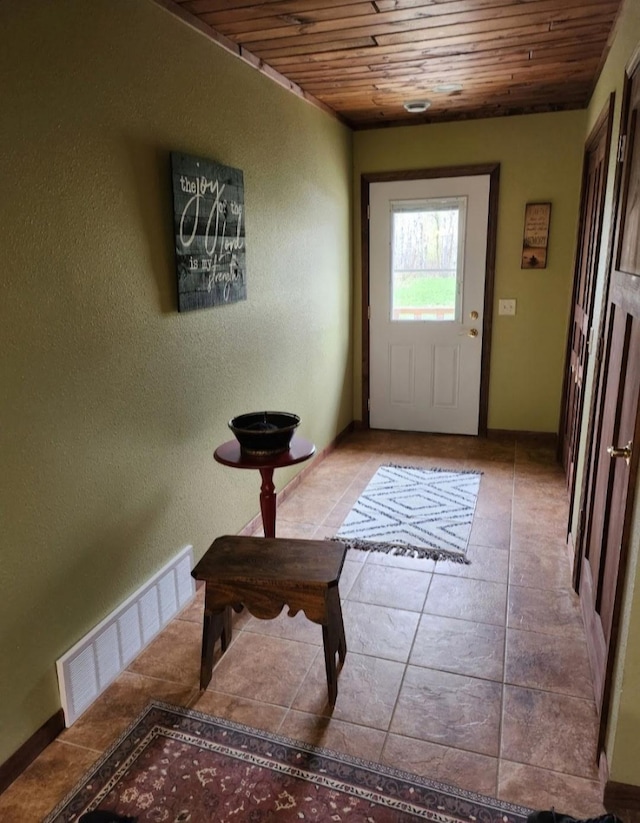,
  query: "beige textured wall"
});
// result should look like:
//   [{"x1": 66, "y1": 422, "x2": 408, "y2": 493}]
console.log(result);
[
  {"x1": 353, "y1": 111, "x2": 586, "y2": 432},
  {"x1": 0, "y1": 0, "x2": 352, "y2": 764}
]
